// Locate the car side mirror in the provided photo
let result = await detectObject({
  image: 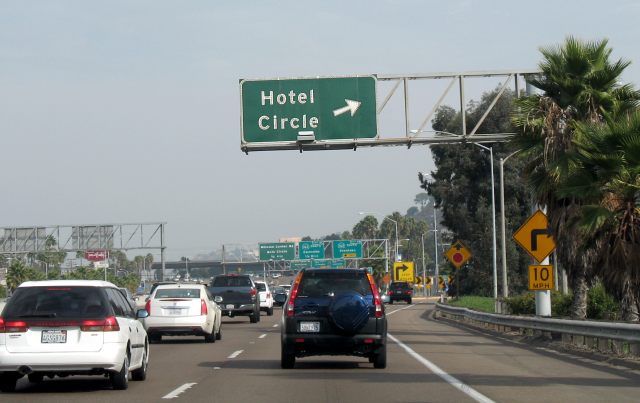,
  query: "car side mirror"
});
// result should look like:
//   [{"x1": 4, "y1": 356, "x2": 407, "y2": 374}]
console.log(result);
[
  {"x1": 214, "y1": 296, "x2": 223, "y2": 304},
  {"x1": 136, "y1": 309, "x2": 149, "y2": 319}
]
